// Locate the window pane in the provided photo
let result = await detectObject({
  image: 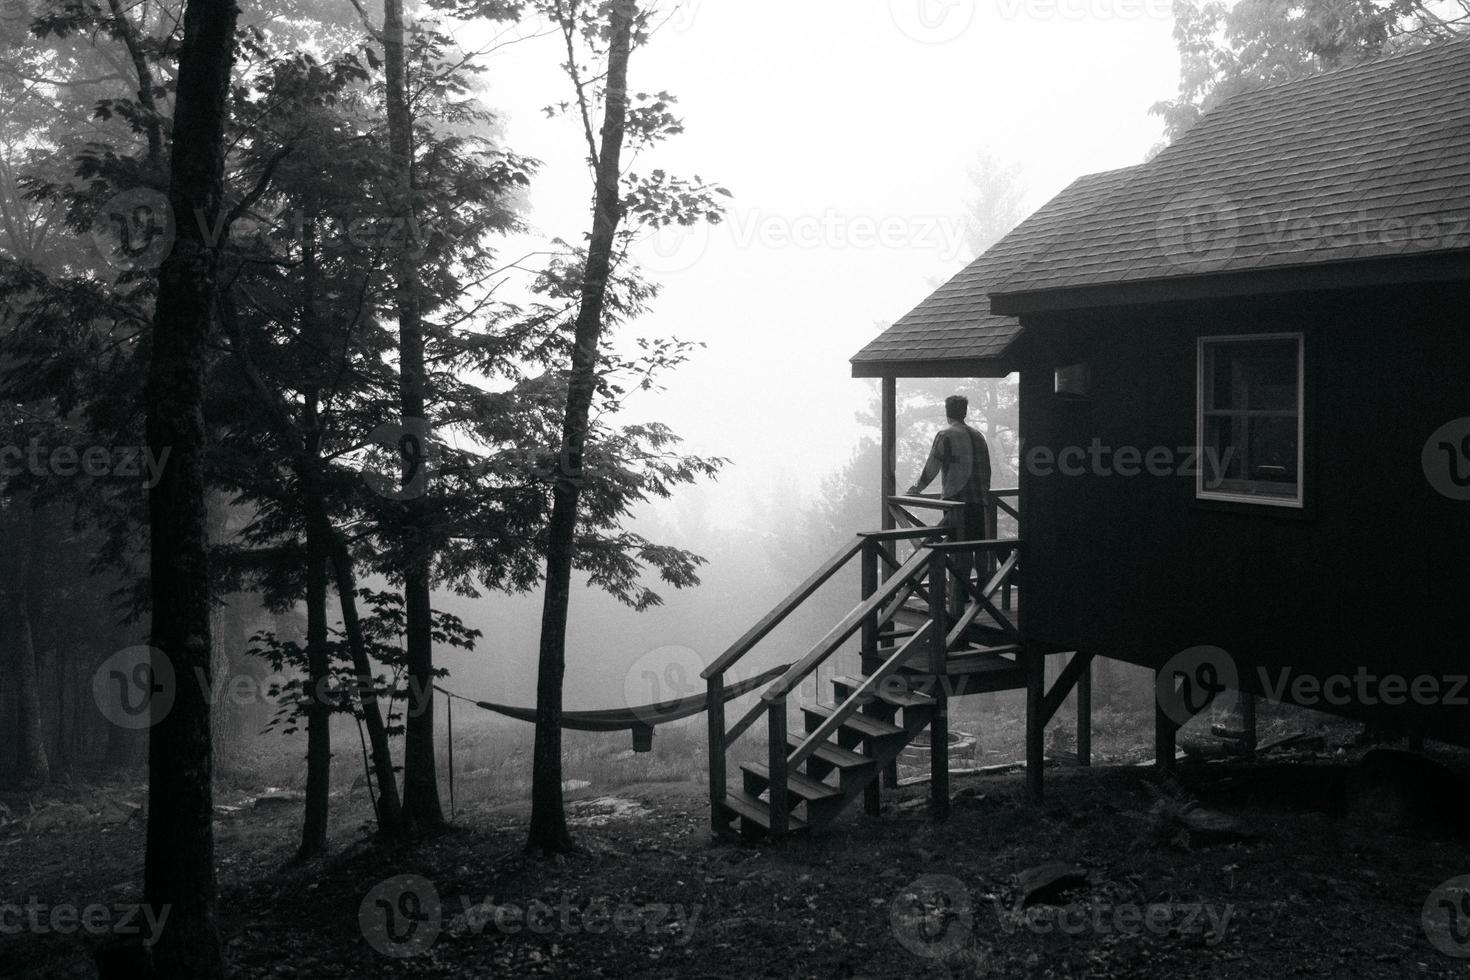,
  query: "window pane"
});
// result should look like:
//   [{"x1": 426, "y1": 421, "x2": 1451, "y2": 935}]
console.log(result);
[
  {"x1": 1208, "y1": 339, "x2": 1298, "y2": 411},
  {"x1": 1202, "y1": 413, "x2": 1299, "y2": 497}
]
